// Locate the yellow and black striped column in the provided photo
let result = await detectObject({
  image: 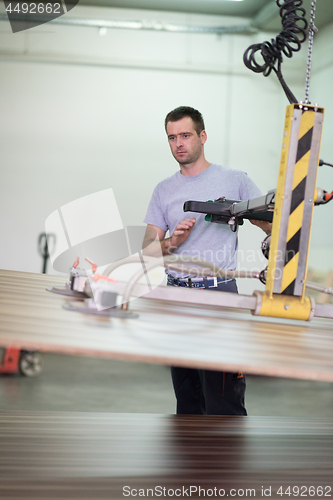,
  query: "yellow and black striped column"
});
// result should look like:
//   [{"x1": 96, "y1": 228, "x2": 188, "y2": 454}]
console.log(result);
[
  {"x1": 265, "y1": 103, "x2": 324, "y2": 300},
  {"x1": 281, "y1": 111, "x2": 315, "y2": 296}
]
